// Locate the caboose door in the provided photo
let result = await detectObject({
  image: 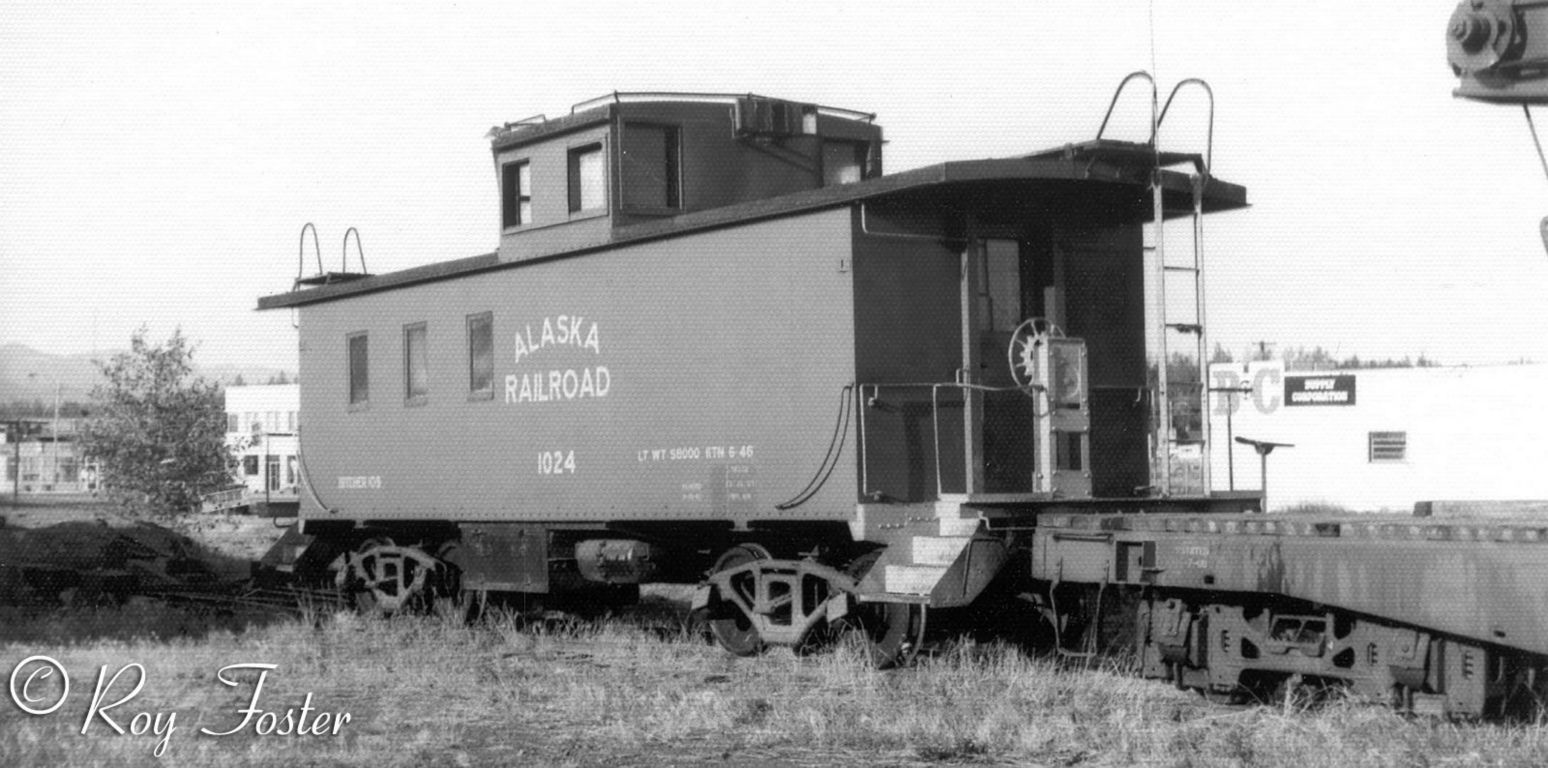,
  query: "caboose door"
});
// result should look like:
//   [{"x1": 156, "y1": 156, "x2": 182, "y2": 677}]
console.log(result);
[{"x1": 961, "y1": 238, "x2": 1034, "y2": 494}]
